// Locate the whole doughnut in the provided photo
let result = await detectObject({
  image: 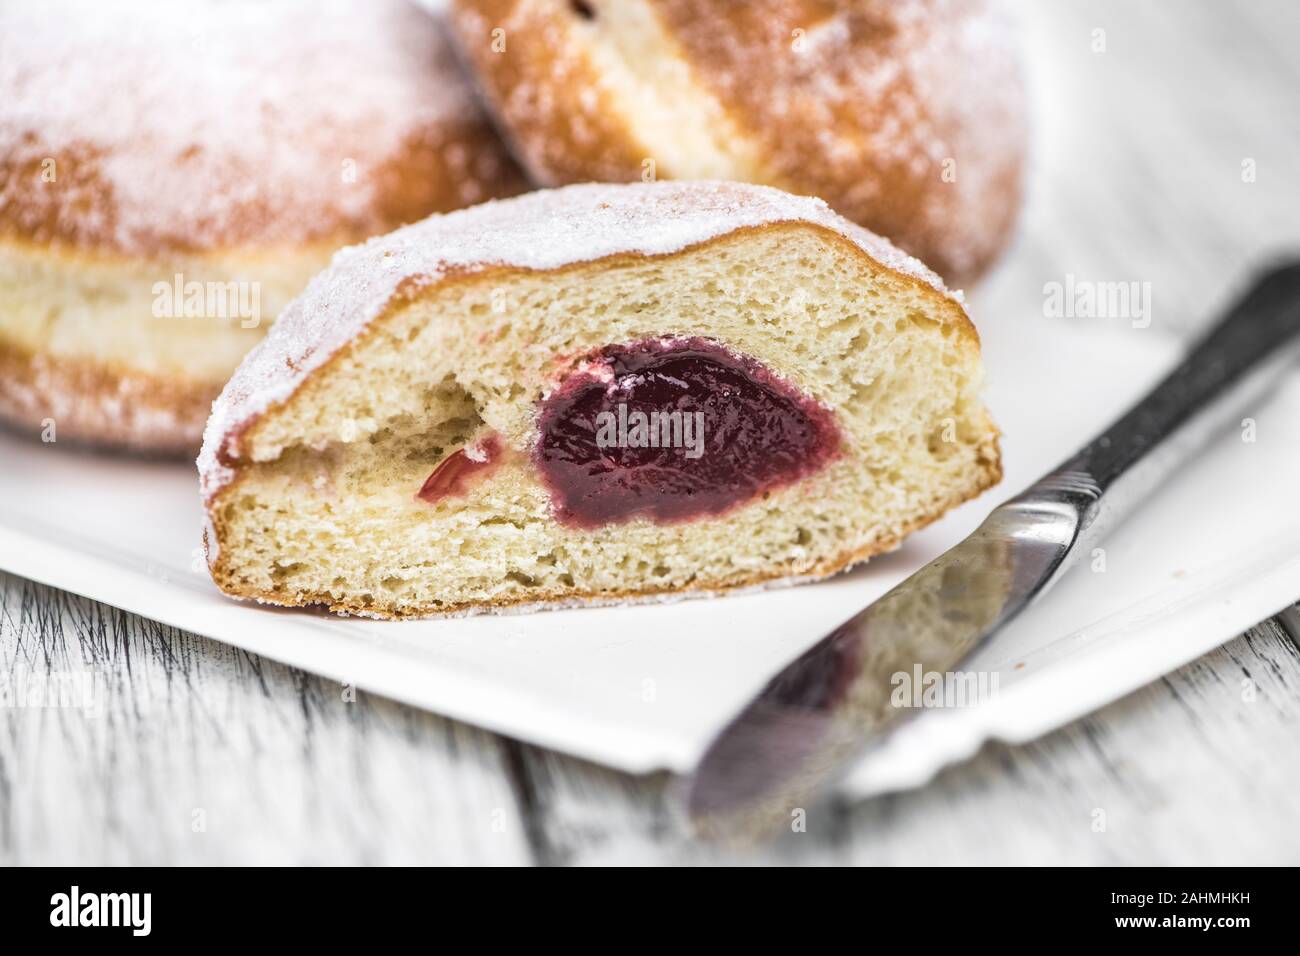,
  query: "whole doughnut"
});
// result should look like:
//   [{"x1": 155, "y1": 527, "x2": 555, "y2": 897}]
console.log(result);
[
  {"x1": 0, "y1": 0, "x2": 527, "y2": 453},
  {"x1": 449, "y1": 0, "x2": 1026, "y2": 286}
]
